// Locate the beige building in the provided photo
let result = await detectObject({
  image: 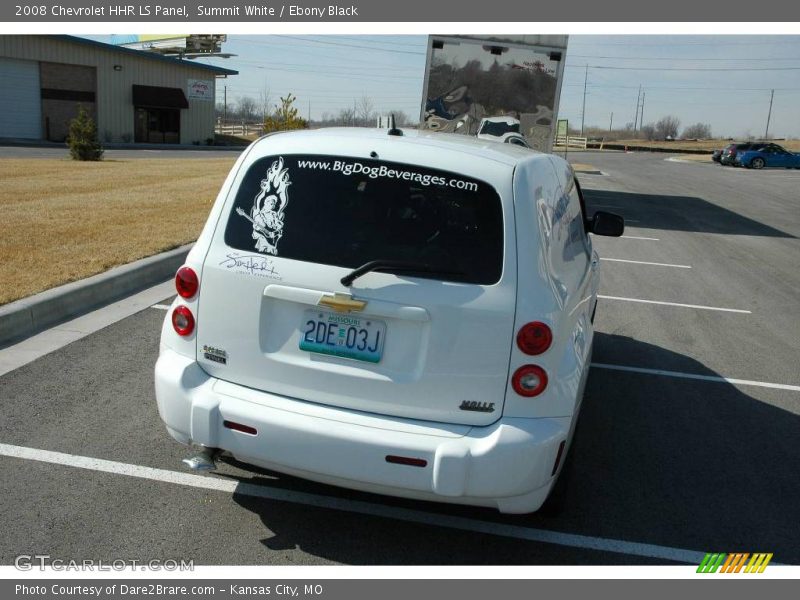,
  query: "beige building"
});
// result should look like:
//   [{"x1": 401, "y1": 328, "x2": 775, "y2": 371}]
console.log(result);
[{"x1": 0, "y1": 35, "x2": 237, "y2": 144}]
